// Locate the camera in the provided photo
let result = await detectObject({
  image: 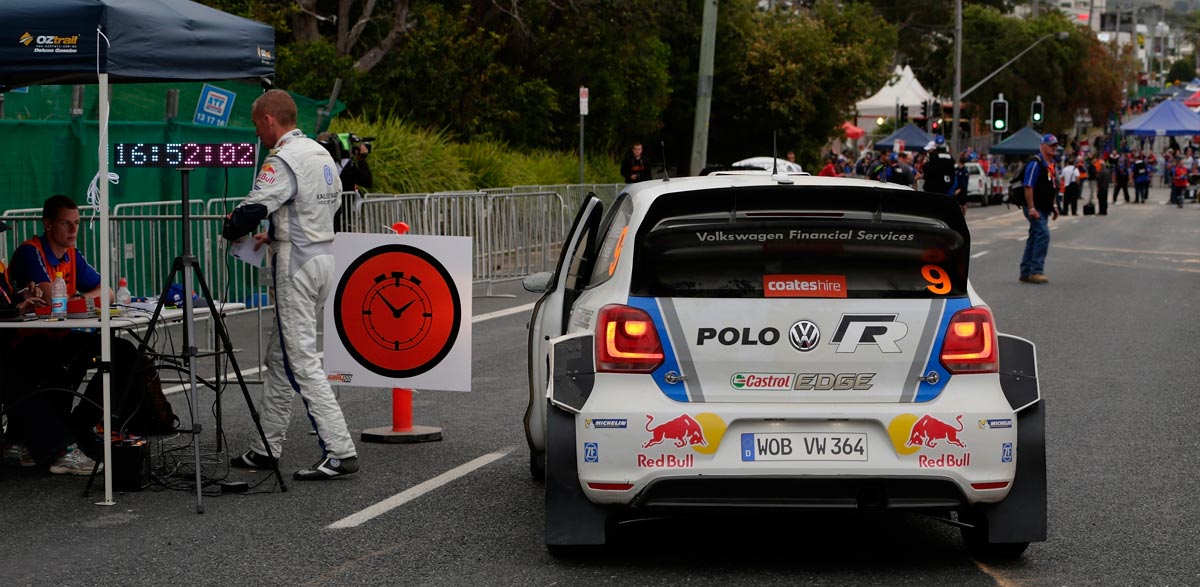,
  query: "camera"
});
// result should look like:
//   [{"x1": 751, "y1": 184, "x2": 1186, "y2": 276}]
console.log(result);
[
  {"x1": 345, "y1": 133, "x2": 375, "y2": 156},
  {"x1": 317, "y1": 133, "x2": 375, "y2": 161}
]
